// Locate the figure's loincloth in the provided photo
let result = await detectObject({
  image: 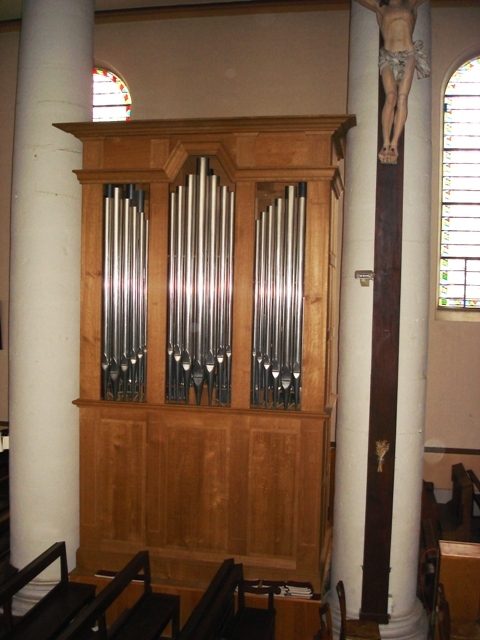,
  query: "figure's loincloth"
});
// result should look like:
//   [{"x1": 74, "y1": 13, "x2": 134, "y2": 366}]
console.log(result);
[{"x1": 379, "y1": 40, "x2": 430, "y2": 82}]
